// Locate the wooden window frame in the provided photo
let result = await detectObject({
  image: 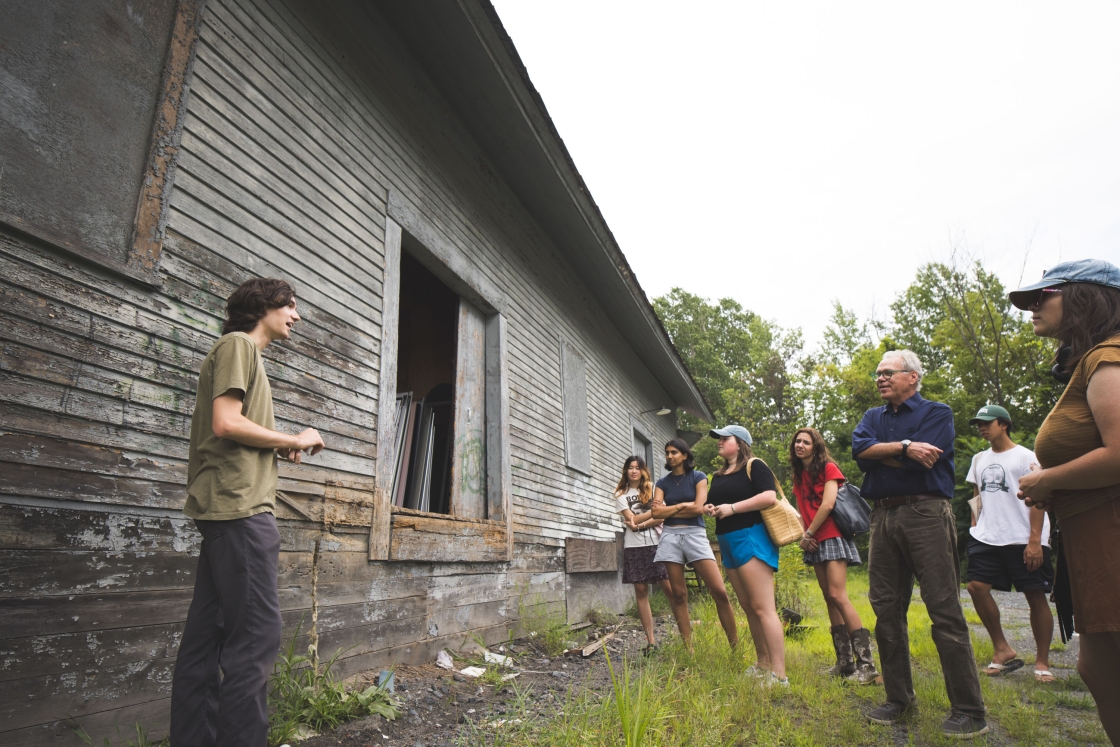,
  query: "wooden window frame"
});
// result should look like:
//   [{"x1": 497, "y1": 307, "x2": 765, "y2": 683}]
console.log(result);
[{"x1": 369, "y1": 193, "x2": 512, "y2": 563}]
